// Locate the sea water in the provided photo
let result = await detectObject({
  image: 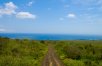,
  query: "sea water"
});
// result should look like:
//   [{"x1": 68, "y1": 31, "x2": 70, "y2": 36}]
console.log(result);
[{"x1": 0, "y1": 33, "x2": 102, "y2": 40}]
